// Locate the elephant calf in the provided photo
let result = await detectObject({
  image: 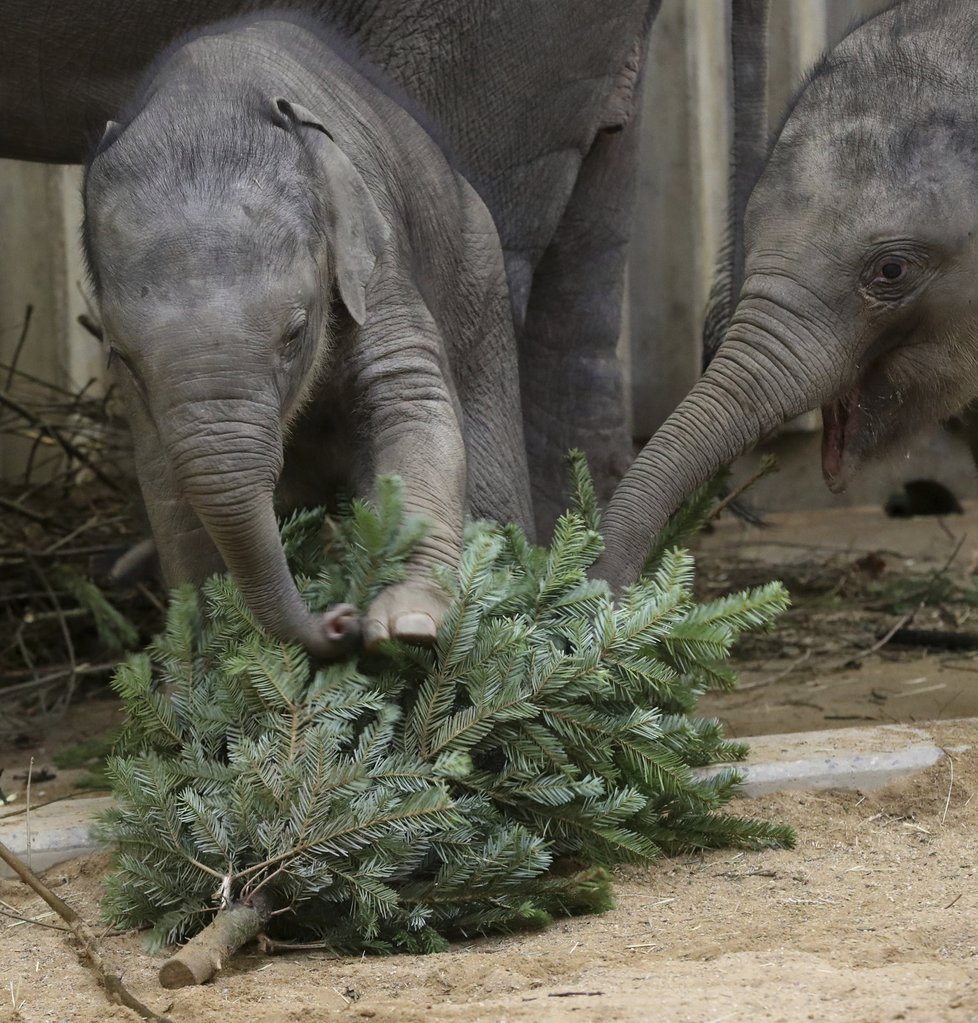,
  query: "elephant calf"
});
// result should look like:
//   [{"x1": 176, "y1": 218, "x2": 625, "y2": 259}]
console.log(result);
[
  {"x1": 594, "y1": 0, "x2": 978, "y2": 587},
  {"x1": 83, "y1": 13, "x2": 532, "y2": 655}
]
